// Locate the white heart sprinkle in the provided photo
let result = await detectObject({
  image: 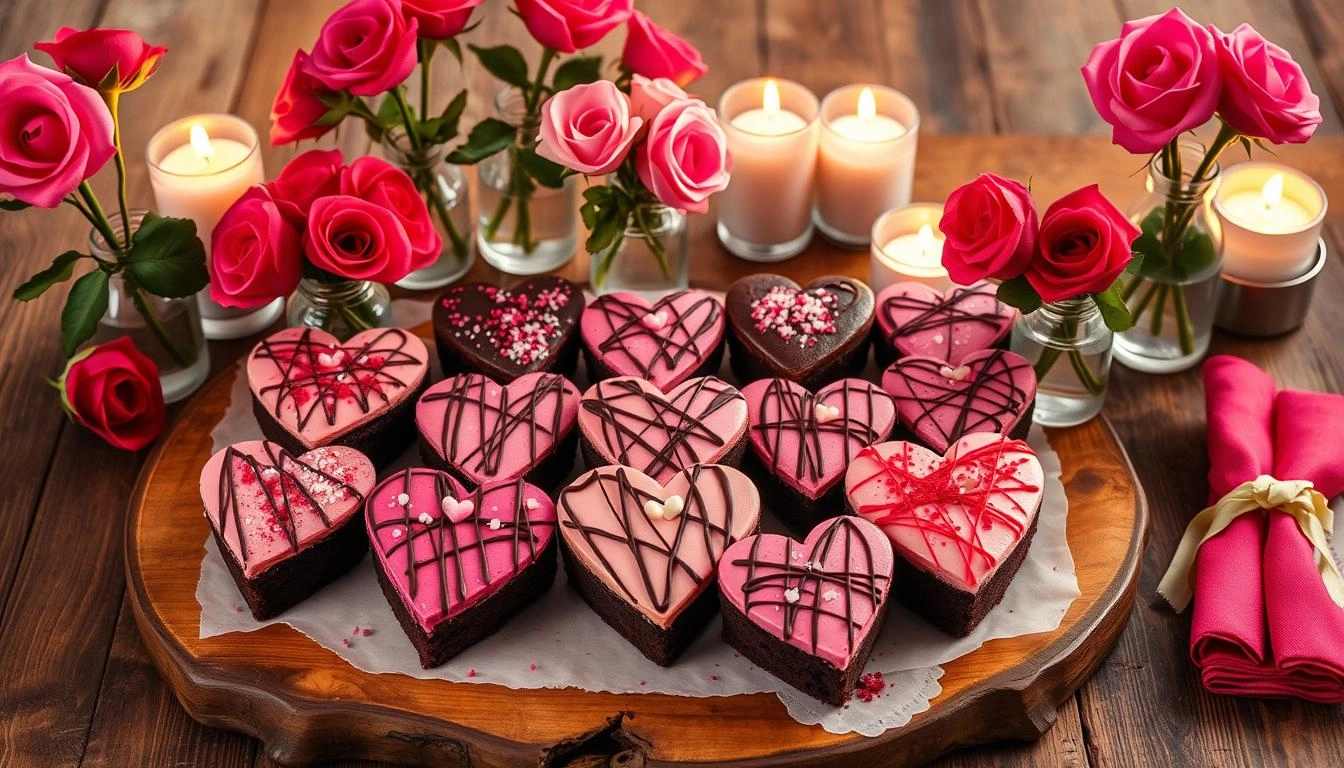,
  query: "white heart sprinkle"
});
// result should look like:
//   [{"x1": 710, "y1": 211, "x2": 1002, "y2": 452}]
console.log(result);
[
  {"x1": 396, "y1": 493, "x2": 410, "y2": 506},
  {"x1": 440, "y1": 496, "x2": 475, "y2": 524},
  {"x1": 813, "y1": 403, "x2": 842, "y2": 423},
  {"x1": 783, "y1": 587, "x2": 801, "y2": 604},
  {"x1": 488, "y1": 518, "x2": 502, "y2": 530},
  {"x1": 417, "y1": 511, "x2": 434, "y2": 526},
  {"x1": 644, "y1": 494, "x2": 685, "y2": 520},
  {"x1": 640, "y1": 310, "x2": 669, "y2": 331},
  {"x1": 939, "y1": 365, "x2": 971, "y2": 381},
  {"x1": 822, "y1": 589, "x2": 839, "y2": 602}
]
